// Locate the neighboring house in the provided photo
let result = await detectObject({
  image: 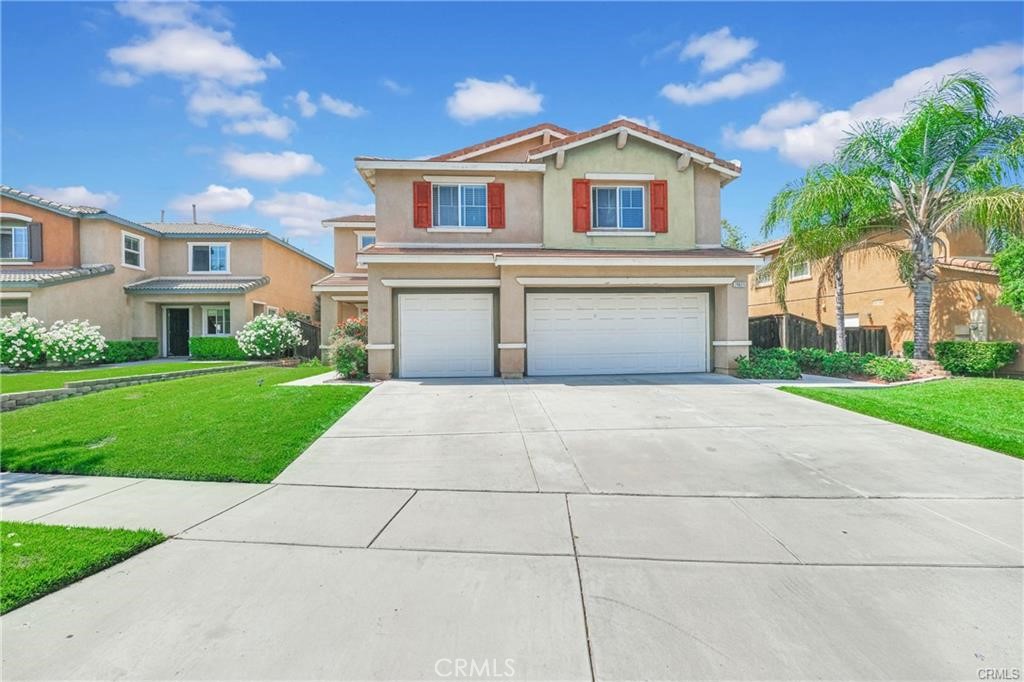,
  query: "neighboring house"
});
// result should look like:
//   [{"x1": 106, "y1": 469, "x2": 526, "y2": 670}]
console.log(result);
[
  {"x1": 313, "y1": 214, "x2": 375, "y2": 348},
  {"x1": 349, "y1": 120, "x2": 761, "y2": 379},
  {"x1": 748, "y1": 229, "x2": 1024, "y2": 375},
  {"x1": 0, "y1": 185, "x2": 330, "y2": 356}
]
